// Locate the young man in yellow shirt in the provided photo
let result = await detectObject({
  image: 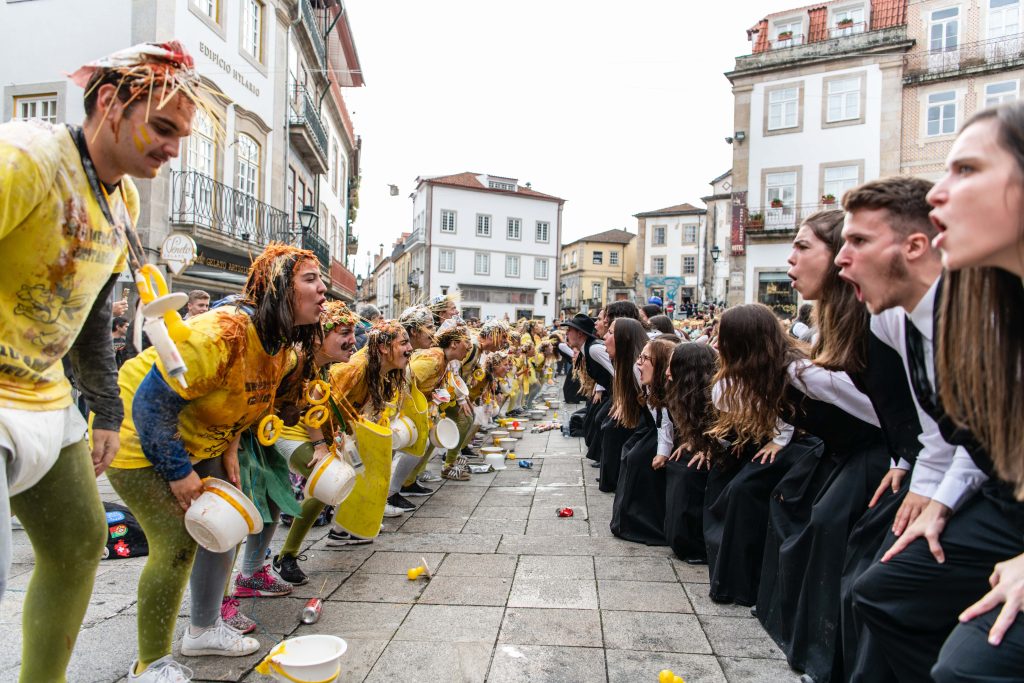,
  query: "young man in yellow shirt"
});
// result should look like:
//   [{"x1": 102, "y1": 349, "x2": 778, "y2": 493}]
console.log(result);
[{"x1": 0, "y1": 42, "x2": 199, "y2": 682}]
